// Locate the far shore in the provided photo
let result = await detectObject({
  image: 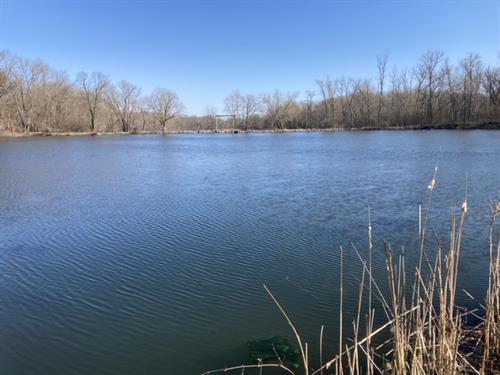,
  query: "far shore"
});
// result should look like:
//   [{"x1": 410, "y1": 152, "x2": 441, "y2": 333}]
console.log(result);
[{"x1": 1, "y1": 121, "x2": 499, "y2": 138}]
